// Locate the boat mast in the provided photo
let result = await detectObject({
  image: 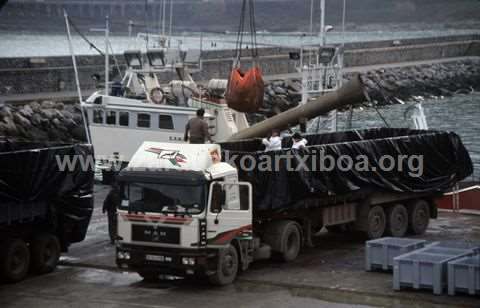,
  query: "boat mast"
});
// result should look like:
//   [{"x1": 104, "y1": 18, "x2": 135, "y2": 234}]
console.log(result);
[
  {"x1": 168, "y1": 0, "x2": 173, "y2": 47},
  {"x1": 162, "y1": 0, "x2": 166, "y2": 36},
  {"x1": 63, "y1": 11, "x2": 92, "y2": 144},
  {"x1": 91, "y1": 16, "x2": 110, "y2": 96},
  {"x1": 320, "y1": 0, "x2": 325, "y2": 46},
  {"x1": 105, "y1": 16, "x2": 110, "y2": 96}
]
